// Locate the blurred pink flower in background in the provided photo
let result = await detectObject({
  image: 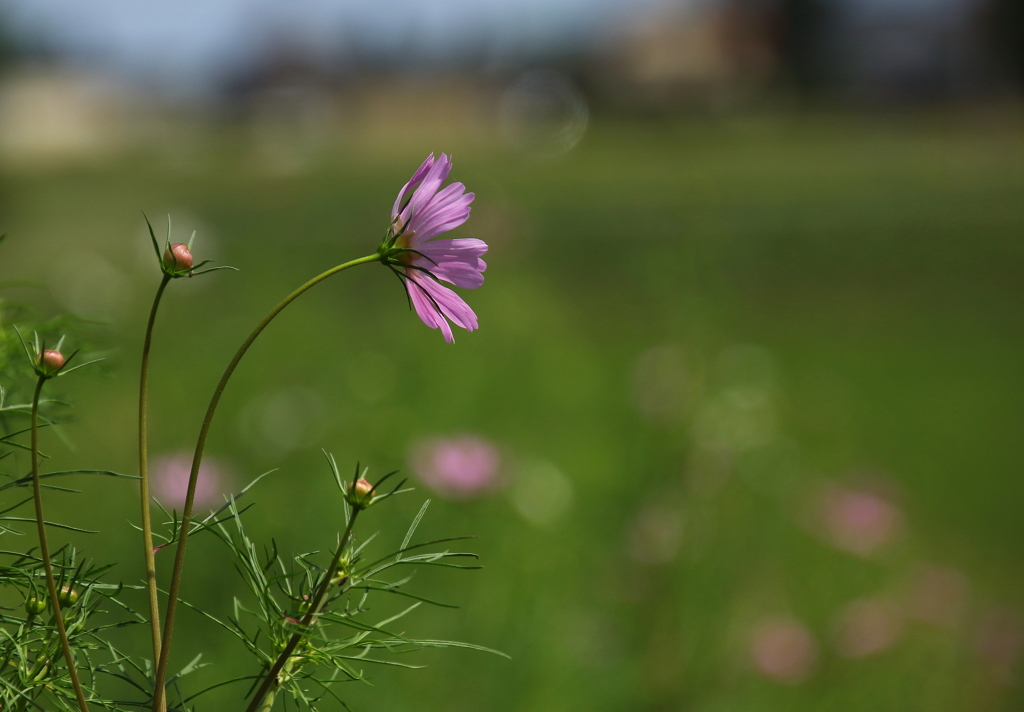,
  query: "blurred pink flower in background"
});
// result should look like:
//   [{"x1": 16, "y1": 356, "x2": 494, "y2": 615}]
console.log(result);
[
  {"x1": 152, "y1": 452, "x2": 228, "y2": 510},
  {"x1": 750, "y1": 617, "x2": 818, "y2": 684},
  {"x1": 409, "y1": 435, "x2": 501, "y2": 499},
  {"x1": 816, "y1": 482, "x2": 903, "y2": 557},
  {"x1": 906, "y1": 564, "x2": 971, "y2": 629},
  {"x1": 973, "y1": 606, "x2": 1024, "y2": 685},
  {"x1": 833, "y1": 597, "x2": 905, "y2": 658}
]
